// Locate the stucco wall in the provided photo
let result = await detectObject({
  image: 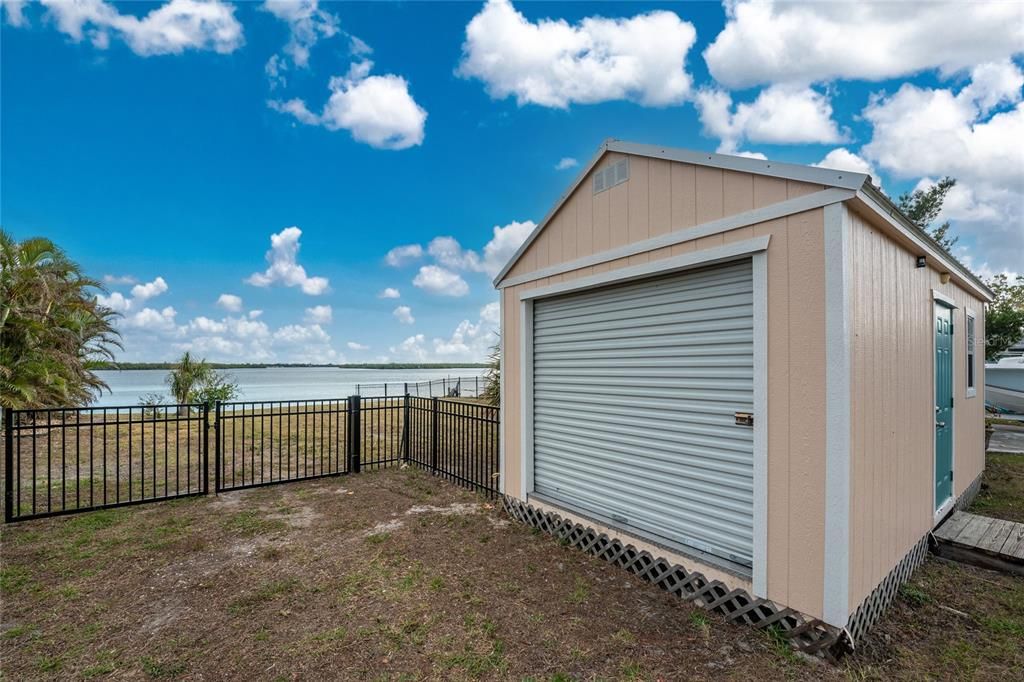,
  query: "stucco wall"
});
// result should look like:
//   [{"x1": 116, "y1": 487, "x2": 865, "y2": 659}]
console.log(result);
[
  {"x1": 846, "y1": 206, "x2": 987, "y2": 611},
  {"x1": 500, "y1": 152, "x2": 832, "y2": 619}
]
